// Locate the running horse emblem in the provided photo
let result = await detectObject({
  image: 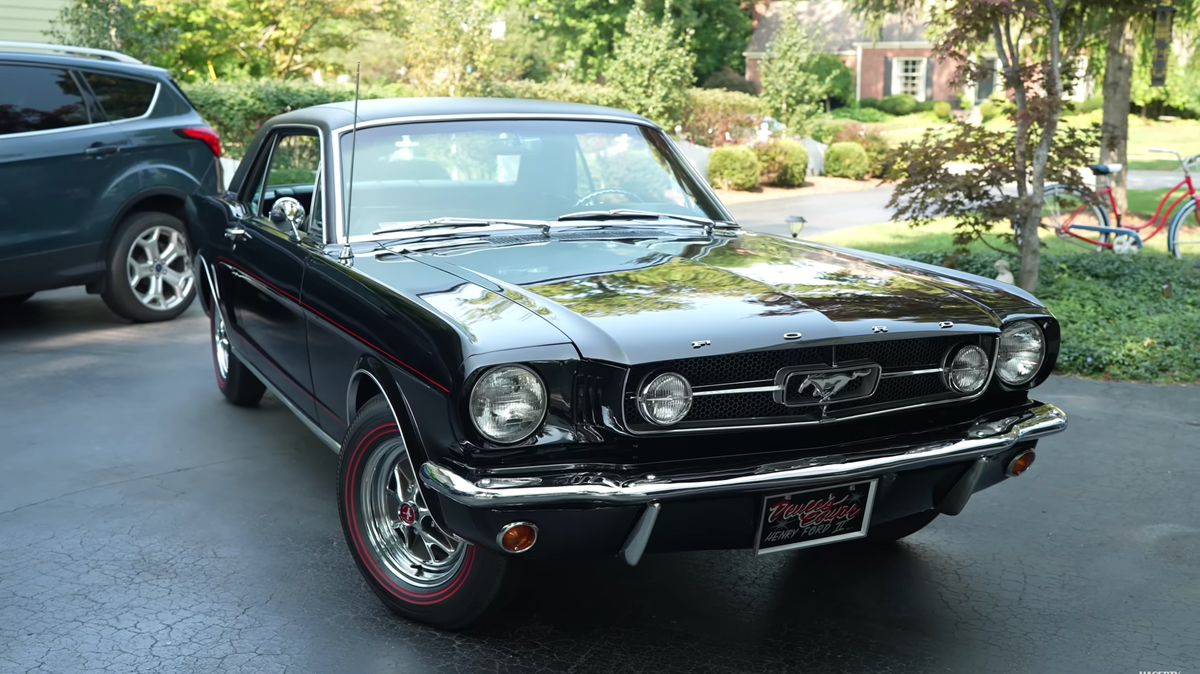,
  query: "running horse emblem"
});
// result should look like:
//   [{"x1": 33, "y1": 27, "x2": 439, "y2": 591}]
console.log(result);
[{"x1": 793, "y1": 369, "x2": 875, "y2": 403}]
